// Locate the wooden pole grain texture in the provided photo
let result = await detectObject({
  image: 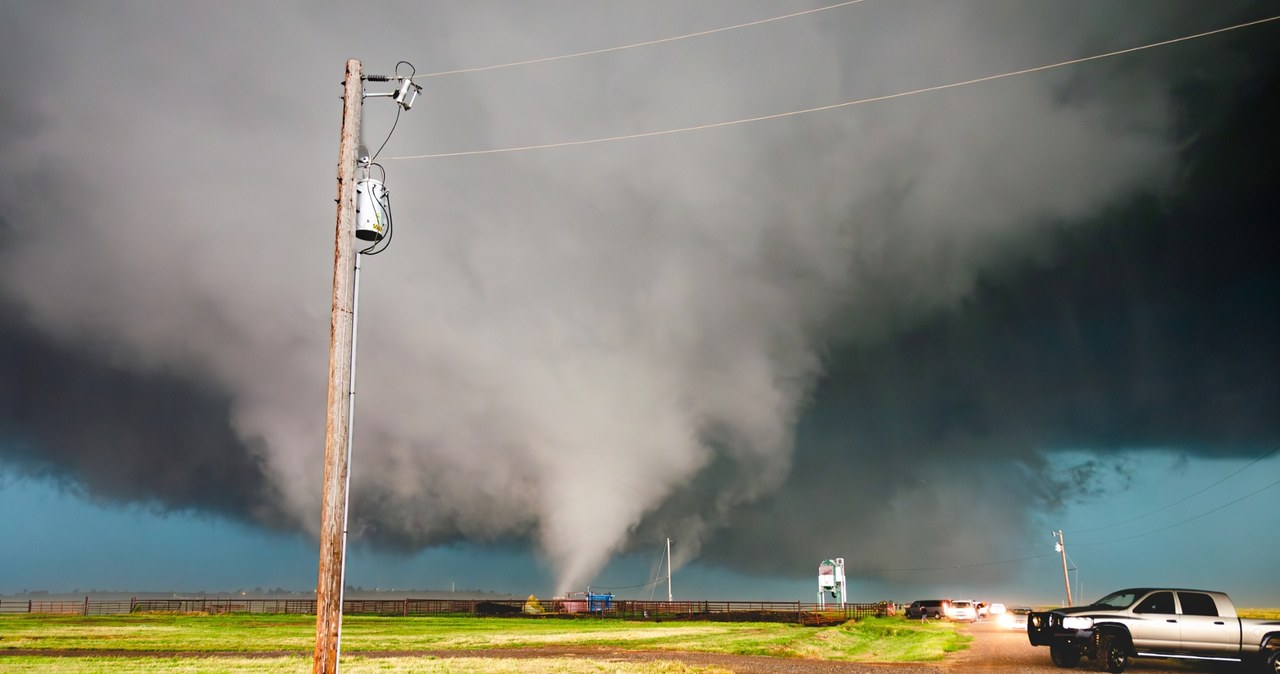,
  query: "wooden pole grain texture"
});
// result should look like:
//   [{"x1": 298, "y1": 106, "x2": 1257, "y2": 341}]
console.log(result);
[{"x1": 315, "y1": 57, "x2": 362, "y2": 674}]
